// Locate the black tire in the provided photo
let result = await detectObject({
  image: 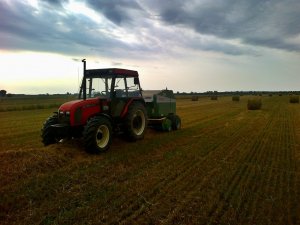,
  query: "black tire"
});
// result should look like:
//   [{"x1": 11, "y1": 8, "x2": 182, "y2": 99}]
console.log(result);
[
  {"x1": 124, "y1": 102, "x2": 148, "y2": 141},
  {"x1": 41, "y1": 114, "x2": 59, "y2": 146},
  {"x1": 168, "y1": 114, "x2": 181, "y2": 130},
  {"x1": 83, "y1": 116, "x2": 112, "y2": 153}
]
